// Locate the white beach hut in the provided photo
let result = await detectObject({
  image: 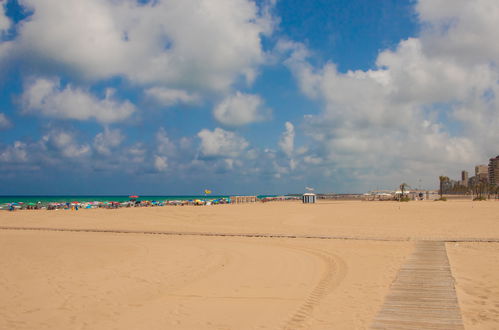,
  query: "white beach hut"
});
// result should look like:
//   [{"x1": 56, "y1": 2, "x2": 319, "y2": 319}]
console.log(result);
[{"x1": 302, "y1": 193, "x2": 316, "y2": 204}]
